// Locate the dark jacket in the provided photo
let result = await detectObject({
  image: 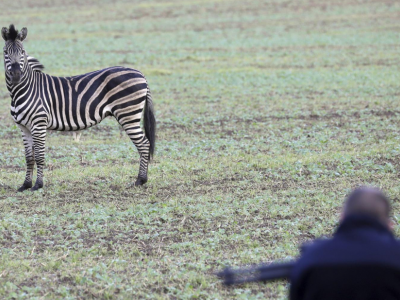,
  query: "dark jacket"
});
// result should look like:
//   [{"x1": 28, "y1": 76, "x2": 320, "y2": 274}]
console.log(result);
[{"x1": 290, "y1": 215, "x2": 400, "y2": 300}]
